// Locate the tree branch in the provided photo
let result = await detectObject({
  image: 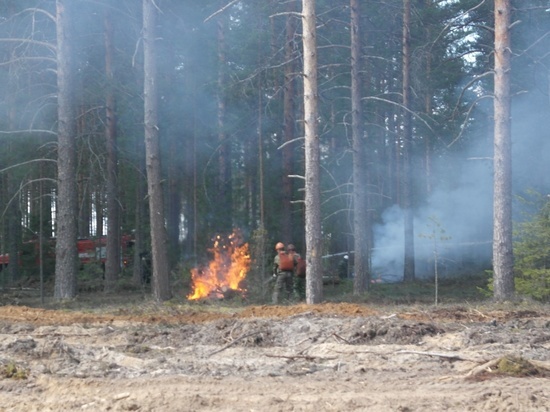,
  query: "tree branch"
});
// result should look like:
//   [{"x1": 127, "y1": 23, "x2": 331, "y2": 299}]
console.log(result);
[
  {"x1": 0, "y1": 129, "x2": 57, "y2": 136},
  {"x1": 362, "y1": 95, "x2": 435, "y2": 135},
  {"x1": 269, "y1": 12, "x2": 303, "y2": 19},
  {"x1": 204, "y1": 0, "x2": 240, "y2": 23},
  {"x1": 0, "y1": 38, "x2": 56, "y2": 53},
  {"x1": 207, "y1": 330, "x2": 263, "y2": 357},
  {"x1": 448, "y1": 94, "x2": 493, "y2": 147},
  {"x1": 0, "y1": 56, "x2": 57, "y2": 67},
  {"x1": 0, "y1": 159, "x2": 57, "y2": 174},
  {"x1": 396, "y1": 350, "x2": 472, "y2": 362},
  {"x1": 278, "y1": 136, "x2": 304, "y2": 150},
  {"x1": 21, "y1": 7, "x2": 56, "y2": 22}
]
